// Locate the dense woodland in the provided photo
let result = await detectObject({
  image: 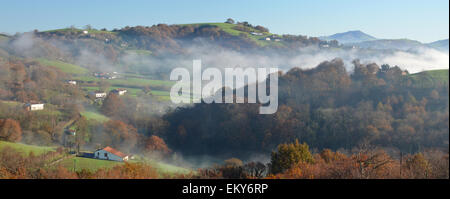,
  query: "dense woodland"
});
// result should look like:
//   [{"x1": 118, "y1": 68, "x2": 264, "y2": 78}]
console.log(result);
[{"x1": 162, "y1": 59, "x2": 449, "y2": 158}]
